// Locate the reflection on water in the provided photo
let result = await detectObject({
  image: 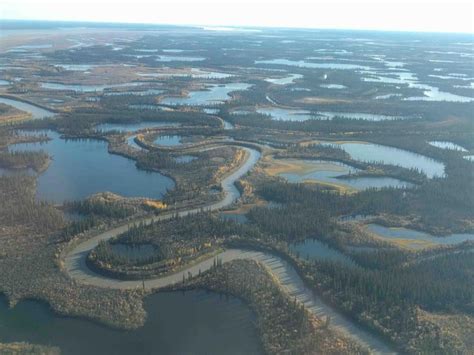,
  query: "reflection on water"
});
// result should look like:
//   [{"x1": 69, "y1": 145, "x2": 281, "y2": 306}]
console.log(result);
[
  {"x1": 320, "y1": 84, "x2": 347, "y2": 89},
  {"x1": 257, "y1": 107, "x2": 313, "y2": 121},
  {"x1": 8, "y1": 131, "x2": 174, "y2": 203},
  {"x1": 155, "y1": 55, "x2": 206, "y2": 62},
  {"x1": 290, "y1": 239, "x2": 355, "y2": 266},
  {"x1": 95, "y1": 121, "x2": 180, "y2": 133},
  {"x1": 0, "y1": 291, "x2": 261, "y2": 355},
  {"x1": 367, "y1": 224, "x2": 474, "y2": 249},
  {"x1": 428, "y1": 141, "x2": 467, "y2": 152},
  {"x1": 41, "y1": 82, "x2": 142, "y2": 93},
  {"x1": 316, "y1": 111, "x2": 406, "y2": 121},
  {"x1": 161, "y1": 83, "x2": 252, "y2": 106},
  {"x1": 220, "y1": 212, "x2": 248, "y2": 224},
  {"x1": 265, "y1": 73, "x2": 302, "y2": 85},
  {"x1": 154, "y1": 135, "x2": 182, "y2": 147},
  {"x1": 278, "y1": 159, "x2": 412, "y2": 190},
  {"x1": 0, "y1": 97, "x2": 55, "y2": 119},
  {"x1": 322, "y1": 142, "x2": 445, "y2": 178},
  {"x1": 256, "y1": 58, "x2": 370, "y2": 70}
]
